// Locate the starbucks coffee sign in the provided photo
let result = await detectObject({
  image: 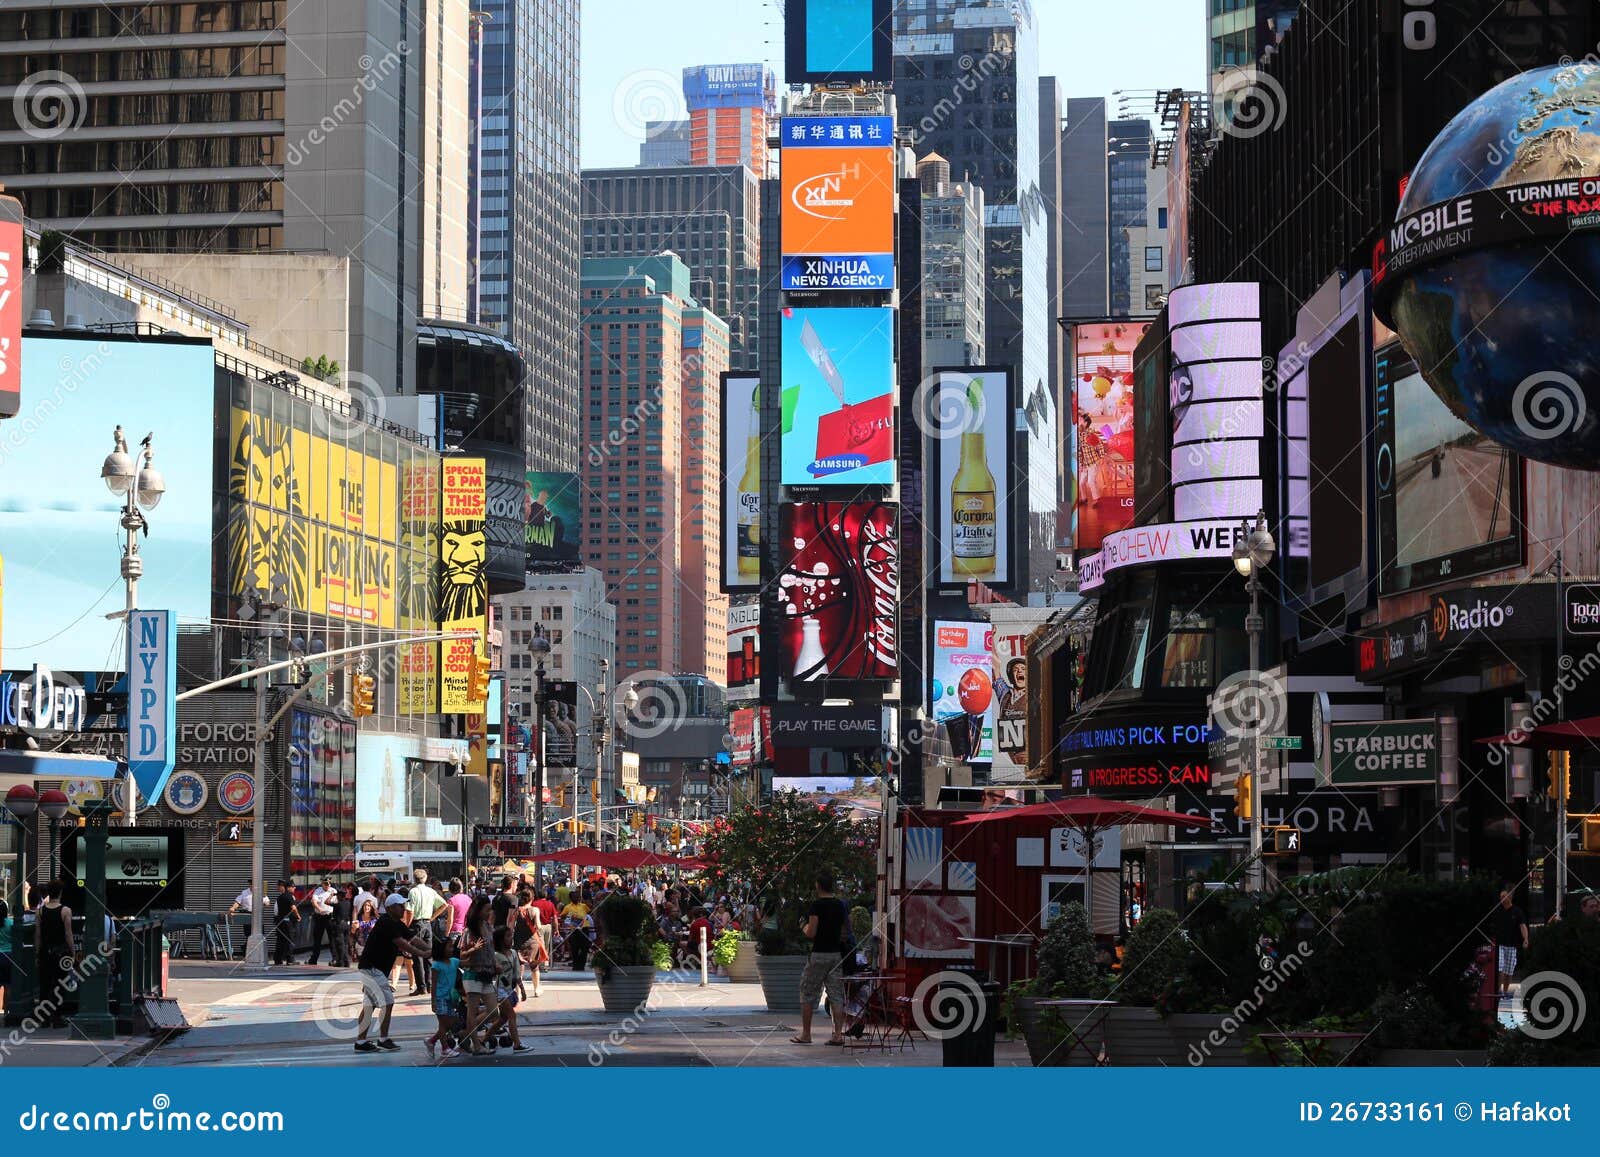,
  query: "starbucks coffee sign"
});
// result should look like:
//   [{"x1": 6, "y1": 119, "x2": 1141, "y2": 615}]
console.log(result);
[{"x1": 1322, "y1": 718, "x2": 1440, "y2": 787}]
